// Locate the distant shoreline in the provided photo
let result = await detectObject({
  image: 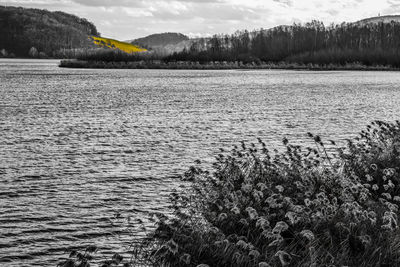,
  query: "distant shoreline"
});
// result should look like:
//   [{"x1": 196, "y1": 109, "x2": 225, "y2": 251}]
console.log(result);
[{"x1": 59, "y1": 59, "x2": 400, "y2": 71}]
